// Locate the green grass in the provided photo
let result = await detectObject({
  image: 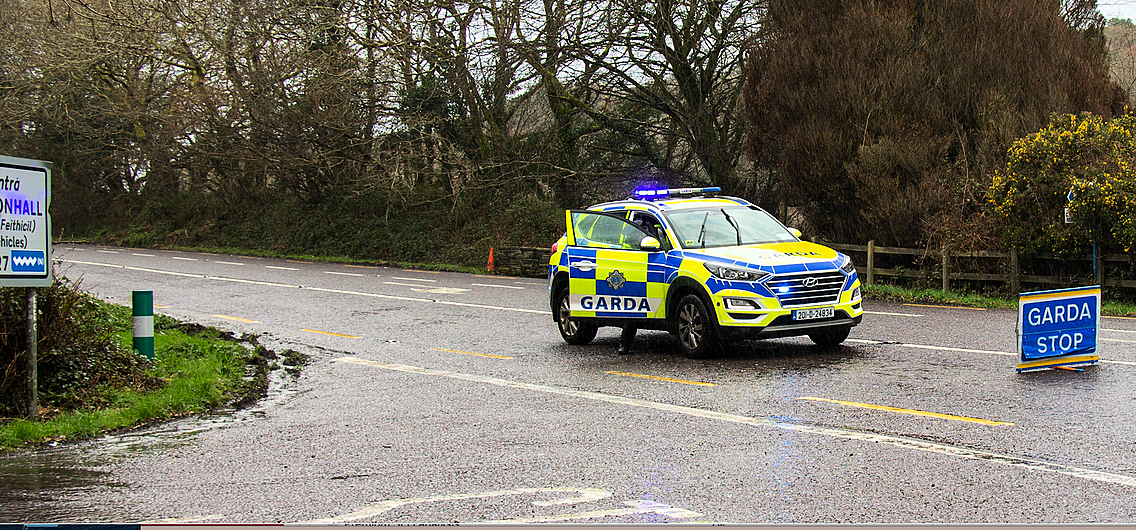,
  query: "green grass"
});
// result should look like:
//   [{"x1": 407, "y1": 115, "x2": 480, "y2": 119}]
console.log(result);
[
  {"x1": 864, "y1": 284, "x2": 1136, "y2": 317},
  {"x1": 0, "y1": 315, "x2": 254, "y2": 450}
]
